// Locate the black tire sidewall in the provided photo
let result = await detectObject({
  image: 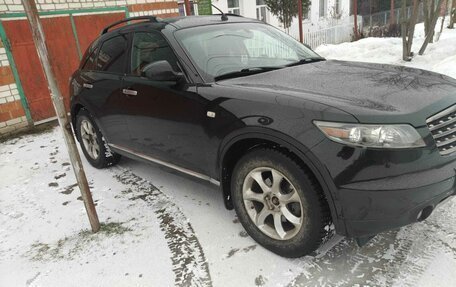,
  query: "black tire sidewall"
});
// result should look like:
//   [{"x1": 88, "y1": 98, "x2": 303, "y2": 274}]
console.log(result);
[
  {"x1": 231, "y1": 149, "x2": 326, "y2": 258},
  {"x1": 76, "y1": 110, "x2": 115, "y2": 169}
]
